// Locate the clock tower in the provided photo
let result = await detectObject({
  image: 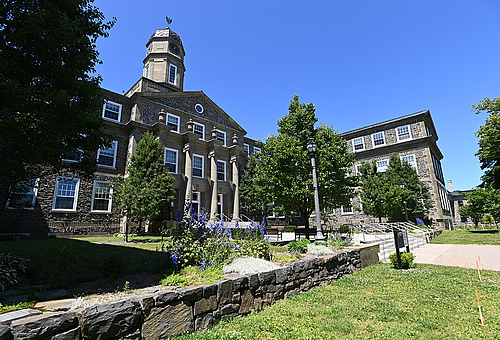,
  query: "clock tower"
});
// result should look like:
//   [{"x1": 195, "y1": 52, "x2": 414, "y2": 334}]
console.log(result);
[{"x1": 143, "y1": 27, "x2": 186, "y2": 91}]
